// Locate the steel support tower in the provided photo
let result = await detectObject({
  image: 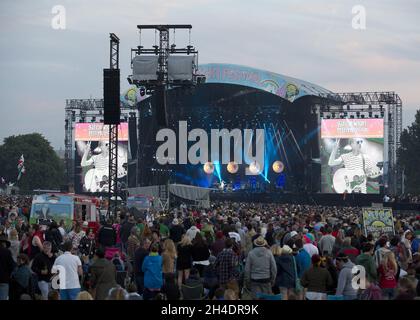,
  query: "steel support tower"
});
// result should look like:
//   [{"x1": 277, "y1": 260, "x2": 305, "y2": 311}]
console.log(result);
[{"x1": 107, "y1": 33, "x2": 120, "y2": 218}]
